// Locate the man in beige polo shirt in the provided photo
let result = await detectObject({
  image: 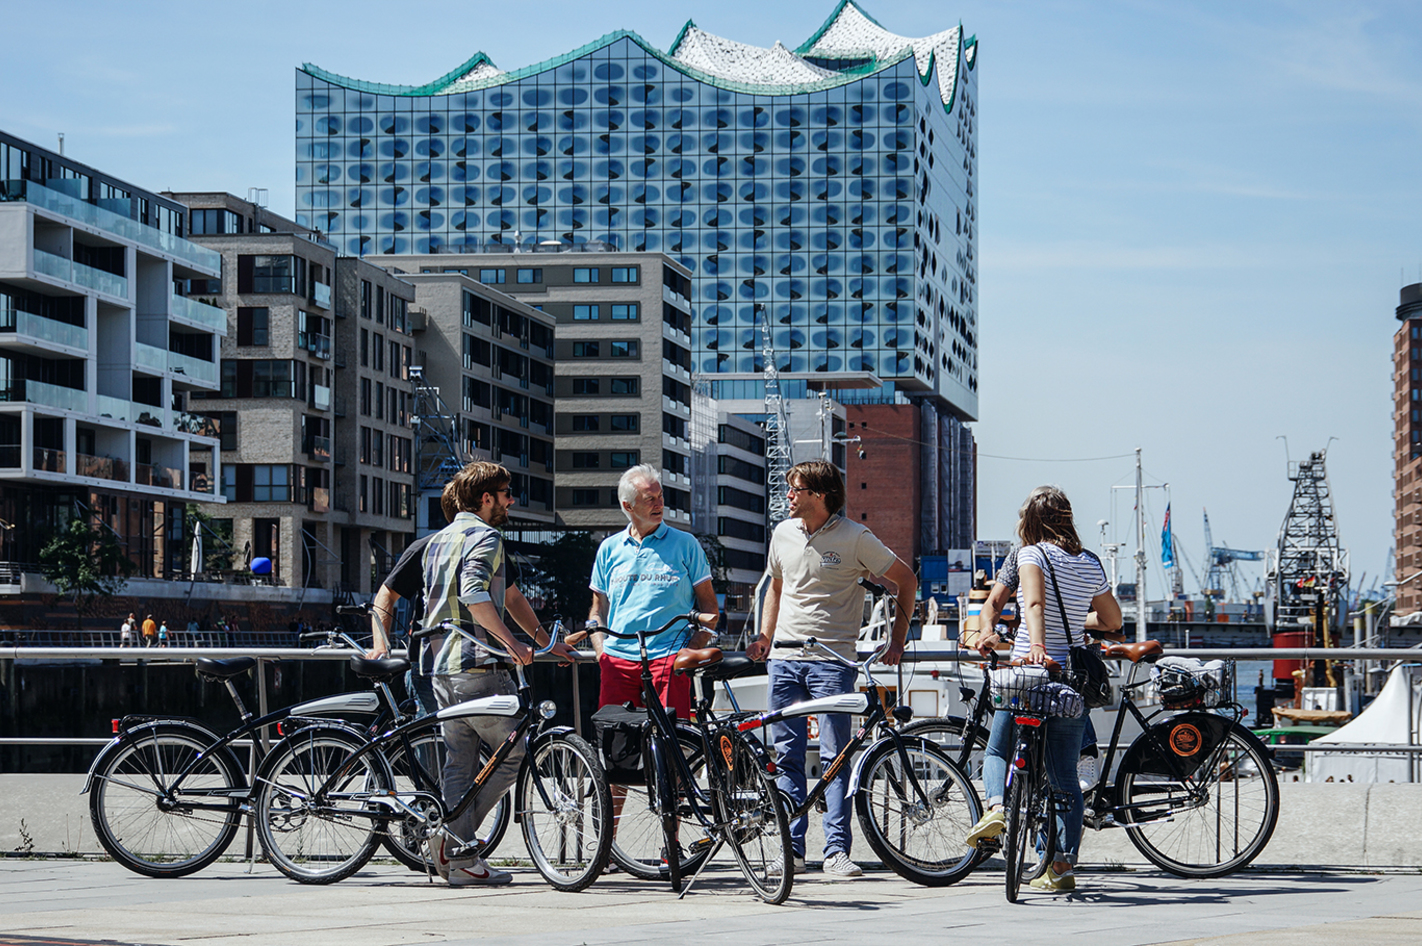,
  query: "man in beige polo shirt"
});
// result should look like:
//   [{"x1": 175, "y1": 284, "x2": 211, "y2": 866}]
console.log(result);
[{"x1": 746, "y1": 459, "x2": 917, "y2": 877}]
